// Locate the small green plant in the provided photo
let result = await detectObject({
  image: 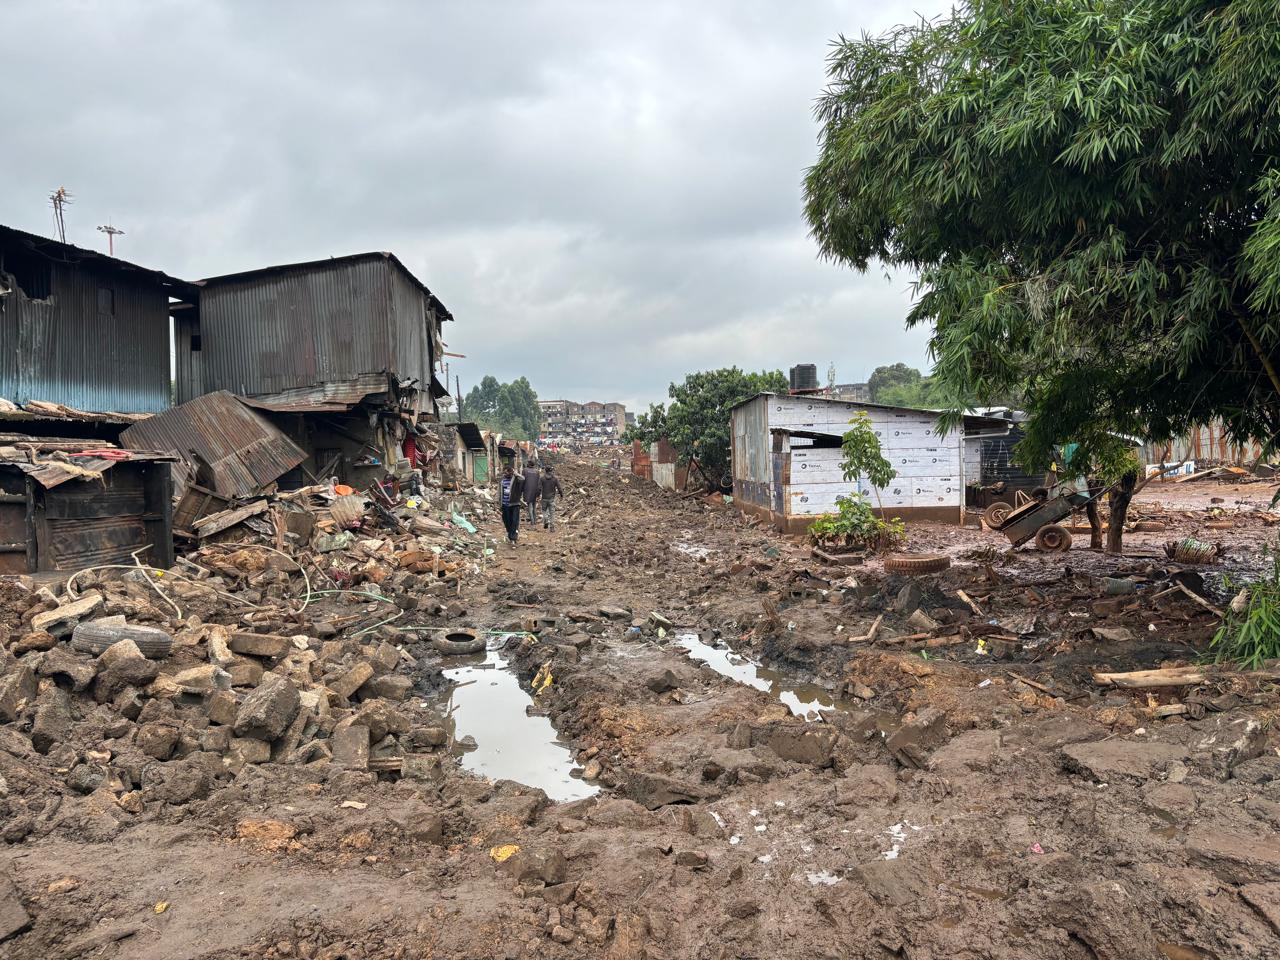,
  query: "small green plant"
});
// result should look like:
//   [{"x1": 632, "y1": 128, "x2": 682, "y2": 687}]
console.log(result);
[
  {"x1": 1211, "y1": 541, "x2": 1280, "y2": 670},
  {"x1": 809, "y1": 493, "x2": 904, "y2": 551},
  {"x1": 809, "y1": 413, "x2": 905, "y2": 550}
]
